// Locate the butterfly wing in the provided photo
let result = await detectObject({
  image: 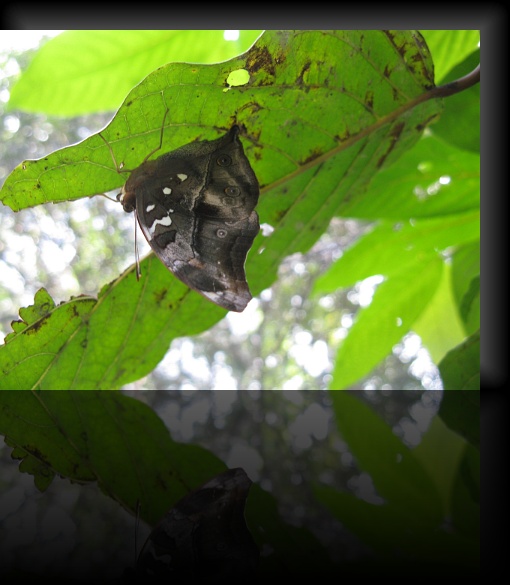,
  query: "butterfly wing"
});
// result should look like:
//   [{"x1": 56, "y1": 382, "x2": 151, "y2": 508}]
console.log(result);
[{"x1": 123, "y1": 127, "x2": 260, "y2": 312}]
